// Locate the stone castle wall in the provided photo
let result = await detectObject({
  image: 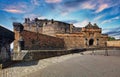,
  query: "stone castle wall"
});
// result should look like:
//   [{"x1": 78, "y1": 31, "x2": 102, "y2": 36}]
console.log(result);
[
  {"x1": 21, "y1": 30, "x2": 65, "y2": 50},
  {"x1": 23, "y1": 19, "x2": 73, "y2": 36},
  {"x1": 56, "y1": 34, "x2": 85, "y2": 49},
  {"x1": 14, "y1": 30, "x2": 65, "y2": 52},
  {"x1": 13, "y1": 21, "x2": 109, "y2": 52},
  {"x1": 56, "y1": 32, "x2": 108, "y2": 49},
  {"x1": 107, "y1": 40, "x2": 120, "y2": 47}
]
